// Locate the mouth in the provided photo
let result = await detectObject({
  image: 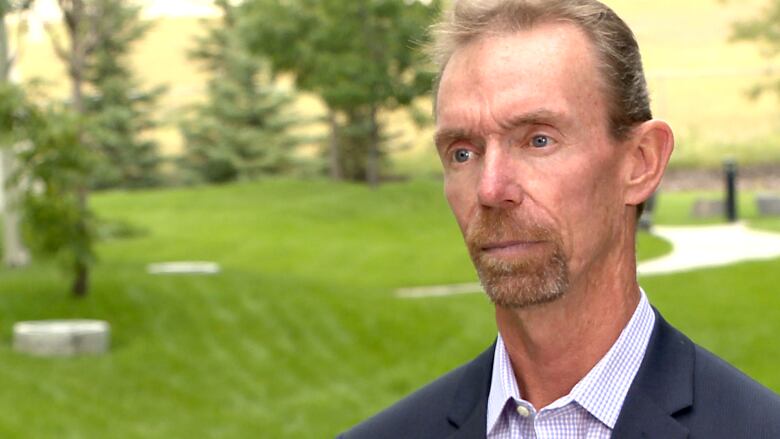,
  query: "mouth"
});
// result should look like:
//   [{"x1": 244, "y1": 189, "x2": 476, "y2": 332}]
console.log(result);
[{"x1": 480, "y1": 240, "x2": 547, "y2": 257}]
